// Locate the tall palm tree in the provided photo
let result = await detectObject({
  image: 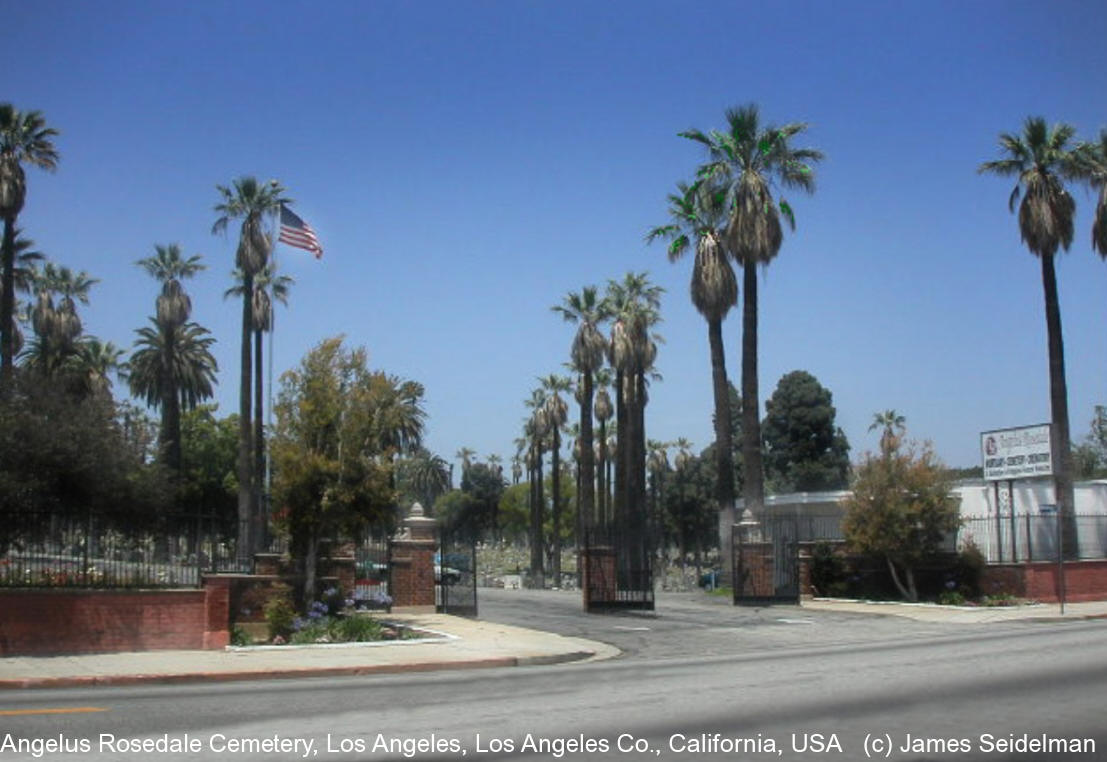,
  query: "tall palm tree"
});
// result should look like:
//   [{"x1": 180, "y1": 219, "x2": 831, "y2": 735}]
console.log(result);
[
  {"x1": 592, "y1": 367, "x2": 614, "y2": 524},
  {"x1": 136, "y1": 244, "x2": 204, "y2": 470},
  {"x1": 540, "y1": 373, "x2": 571, "y2": 586},
  {"x1": 648, "y1": 178, "x2": 739, "y2": 571},
  {"x1": 1, "y1": 231, "x2": 44, "y2": 357},
  {"x1": 979, "y1": 116, "x2": 1082, "y2": 557},
  {"x1": 0, "y1": 104, "x2": 58, "y2": 390},
  {"x1": 455, "y1": 446, "x2": 477, "y2": 484},
  {"x1": 523, "y1": 389, "x2": 548, "y2": 587},
  {"x1": 213, "y1": 176, "x2": 289, "y2": 557},
  {"x1": 552, "y1": 286, "x2": 609, "y2": 533},
  {"x1": 869, "y1": 409, "x2": 906, "y2": 456},
  {"x1": 681, "y1": 104, "x2": 823, "y2": 522},
  {"x1": 227, "y1": 262, "x2": 293, "y2": 537},
  {"x1": 401, "y1": 449, "x2": 452, "y2": 511},
  {"x1": 1079, "y1": 130, "x2": 1107, "y2": 257},
  {"x1": 605, "y1": 273, "x2": 662, "y2": 531}
]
